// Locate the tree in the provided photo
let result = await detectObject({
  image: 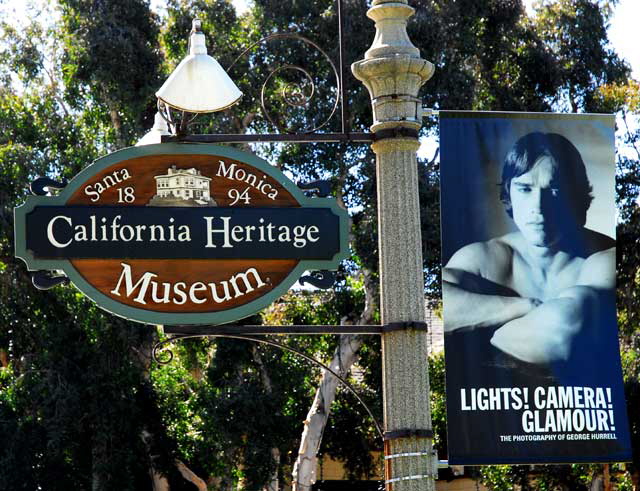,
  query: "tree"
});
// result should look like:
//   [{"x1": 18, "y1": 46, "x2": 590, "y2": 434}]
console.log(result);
[
  {"x1": 0, "y1": 3, "x2": 181, "y2": 490},
  {"x1": 58, "y1": 0, "x2": 163, "y2": 148},
  {"x1": 597, "y1": 78, "x2": 640, "y2": 490}
]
